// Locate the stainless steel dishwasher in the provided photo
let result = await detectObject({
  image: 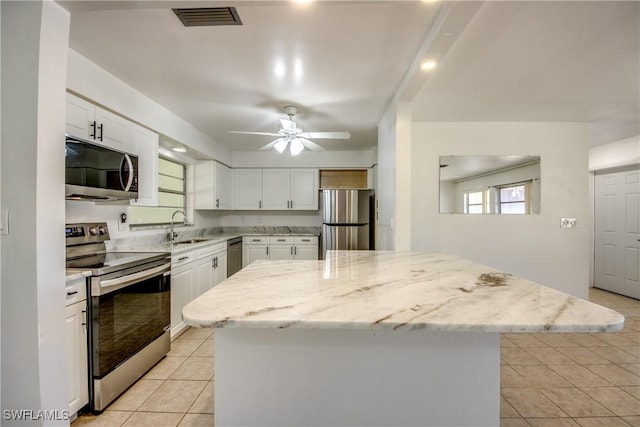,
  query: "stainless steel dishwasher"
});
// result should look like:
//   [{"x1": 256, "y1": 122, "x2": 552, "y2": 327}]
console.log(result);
[{"x1": 227, "y1": 237, "x2": 243, "y2": 277}]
